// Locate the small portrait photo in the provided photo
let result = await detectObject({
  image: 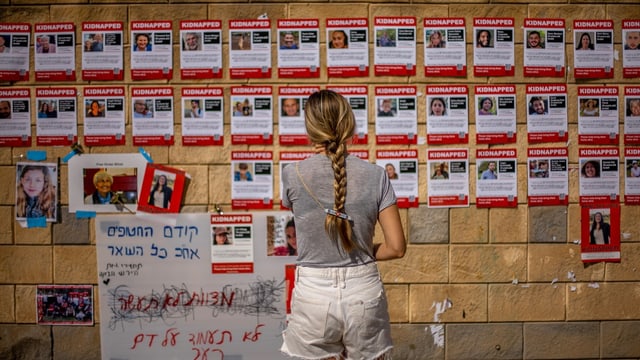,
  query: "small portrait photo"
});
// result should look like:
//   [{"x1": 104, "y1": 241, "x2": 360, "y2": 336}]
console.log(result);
[
  {"x1": 384, "y1": 162, "x2": 399, "y2": 180},
  {"x1": 626, "y1": 98, "x2": 640, "y2": 117},
  {"x1": 133, "y1": 32, "x2": 152, "y2": 52},
  {"x1": 36, "y1": 34, "x2": 56, "y2": 54},
  {"x1": 231, "y1": 31, "x2": 251, "y2": 51},
  {"x1": 37, "y1": 100, "x2": 58, "y2": 119},
  {"x1": 184, "y1": 99, "x2": 203, "y2": 118},
  {"x1": 478, "y1": 97, "x2": 496, "y2": 116},
  {"x1": 136, "y1": 163, "x2": 186, "y2": 214},
  {"x1": 83, "y1": 33, "x2": 104, "y2": 52},
  {"x1": 132, "y1": 98, "x2": 153, "y2": 118},
  {"x1": 426, "y1": 30, "x2": 446, "y2": 48},
  {"x1": 37, "y1": 285, "x2": 93, "y2": 326},
  {"x1": 475, "y1": 29, "x2": 493, "y2": 48},
  {"x1": 16, "y1": 162, "x2": 58, "y2": 222},
  {"x1": 627, "y1": 159, "x2": 640, "y2": 178},
  {"x1": 529, "y1": 159, "x2": 549, "y2": 178},
  {"x1": 528, "y1": 96, "x2": 548, "y2": 115},
  {"x1": 147, "y1": 171, "x2": 176, "y2": 209},
  {"x1": 329, "y1": 29, "x2": 348, "y2": 49},
  {"x1": 279, "y1": 31, "x2": 299, "y2": 50},
  {"x1": 0, "y1": 99, "x2": 12, "y2": 119},
  {"x1": 478, "y1": 160, "x2": 498, "y2": 180},
  {"x1": 266, "y1": 215, "x2": 297, "y2": 256},
  {"x1": 377, "y1": 98, "x2": 397, "y2": 117},
  {"x1": 576, "y1": 32, "x2": 595, "y2": 51},
  {"x1": 580, "y1": 98, "x2": 599, "y2": 117},
  {"x1": 234, "y1": 162, "x2": 254, "y2": 182},
  {"x1": 212, "y1": 226, "x2": 232, "y2": 245},
  {"x1": 624, "y1": 30, "x2": 640, "y2": 50},
  {"x1": 0, "y1": 34, "x2": 11, "y2": 53},
  {"x1": 85, "y1": 99, "x2": 105, "y2": 118},
  {"x1": 428, "y1": 97, "x2": 447, "y2": 116},
  {"x1": 82, "y1": 168, "x2": 139, "y2": 206},
  {"x1": 431, "y1": 162, "x2": 450, "y2": 180},
  {"x1": 526, "y1": 30, "x2": 545, "y2": 49},
  {"x1": 580, "y1": 159, "x2": 600, "y2": 178},
  {"x1": 588, "y1": 208, "x2": 611, "y2": 245},
  {"x1": 182, "y1": 31, "x2": 202, "y2": 51},
  {"x1": 232, "y1": 97, "x2": 253, "y2": 116},
  {"x1": 281, "y1": 98, "x2": 300, "y2": 117},
  {"x1": 376, "y1": 29, "x2": 396, "y2": 47}
]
